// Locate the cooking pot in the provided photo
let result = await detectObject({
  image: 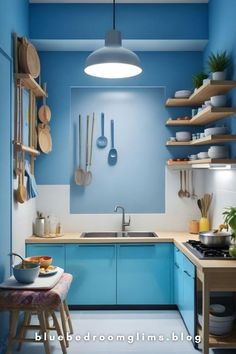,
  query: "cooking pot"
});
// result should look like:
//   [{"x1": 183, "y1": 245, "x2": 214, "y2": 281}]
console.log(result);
[{"x1": 199, "y1": 230, "x2": 232, "y2": 248}]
